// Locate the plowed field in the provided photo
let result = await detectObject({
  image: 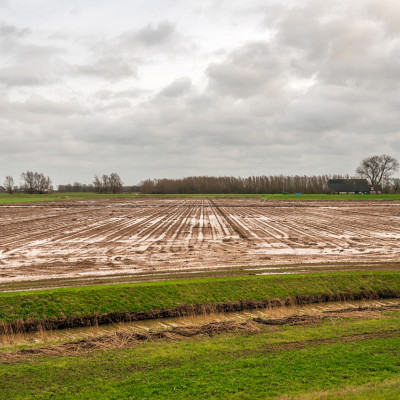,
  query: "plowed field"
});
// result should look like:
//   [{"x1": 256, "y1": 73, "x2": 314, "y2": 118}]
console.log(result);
[{"x1": 1, "y1": 198, "x2": 400, "y2": 283}]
